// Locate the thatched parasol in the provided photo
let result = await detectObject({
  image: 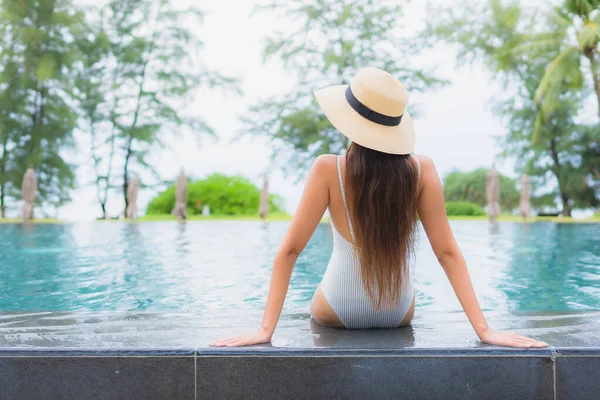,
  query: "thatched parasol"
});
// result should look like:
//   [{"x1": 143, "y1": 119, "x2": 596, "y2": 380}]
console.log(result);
[
  {"x1": 519, "y1": 174, "x2": 531, "y2": 219},
  {"x1": 486, "y1": 166, "x2": 500, "y2": 222},
  {"x1": 172, "y1": 169, "x2": 187, "y2": 224},
  {"x1": 126, "y1": 175, "x2": 140, "y2": 219},
  {"x1": 259, "y1": 174, "x2": 269, "y2": 220},
  {"x1": 21, "y1": 165, "x2": 37, "y2": 222}
]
